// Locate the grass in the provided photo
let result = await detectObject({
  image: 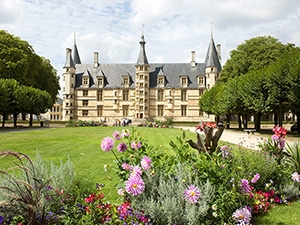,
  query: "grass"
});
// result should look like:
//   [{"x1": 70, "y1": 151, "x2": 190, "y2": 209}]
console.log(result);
[
  {"x1": 0, "y1": 126, "x2": 195, "y2": 201},
  {"x1": 0, "y1": 125, "x2": 299, "y2": 223}
]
